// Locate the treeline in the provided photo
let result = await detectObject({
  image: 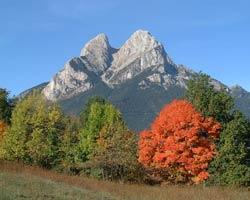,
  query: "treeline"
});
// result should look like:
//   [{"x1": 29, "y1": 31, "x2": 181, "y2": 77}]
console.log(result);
[
  {"x1": 0, "y1": 73, "x2": 249, "y2": 186},
  {"x1": 0, "y1": 92, "x2": 141, "y2": 182}
]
